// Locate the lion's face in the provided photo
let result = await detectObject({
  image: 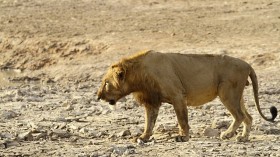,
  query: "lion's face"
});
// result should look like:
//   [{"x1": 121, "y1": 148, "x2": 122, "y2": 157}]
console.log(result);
[{"x1": 97, "y1": 64, "x2": 127, "y2": 105}]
